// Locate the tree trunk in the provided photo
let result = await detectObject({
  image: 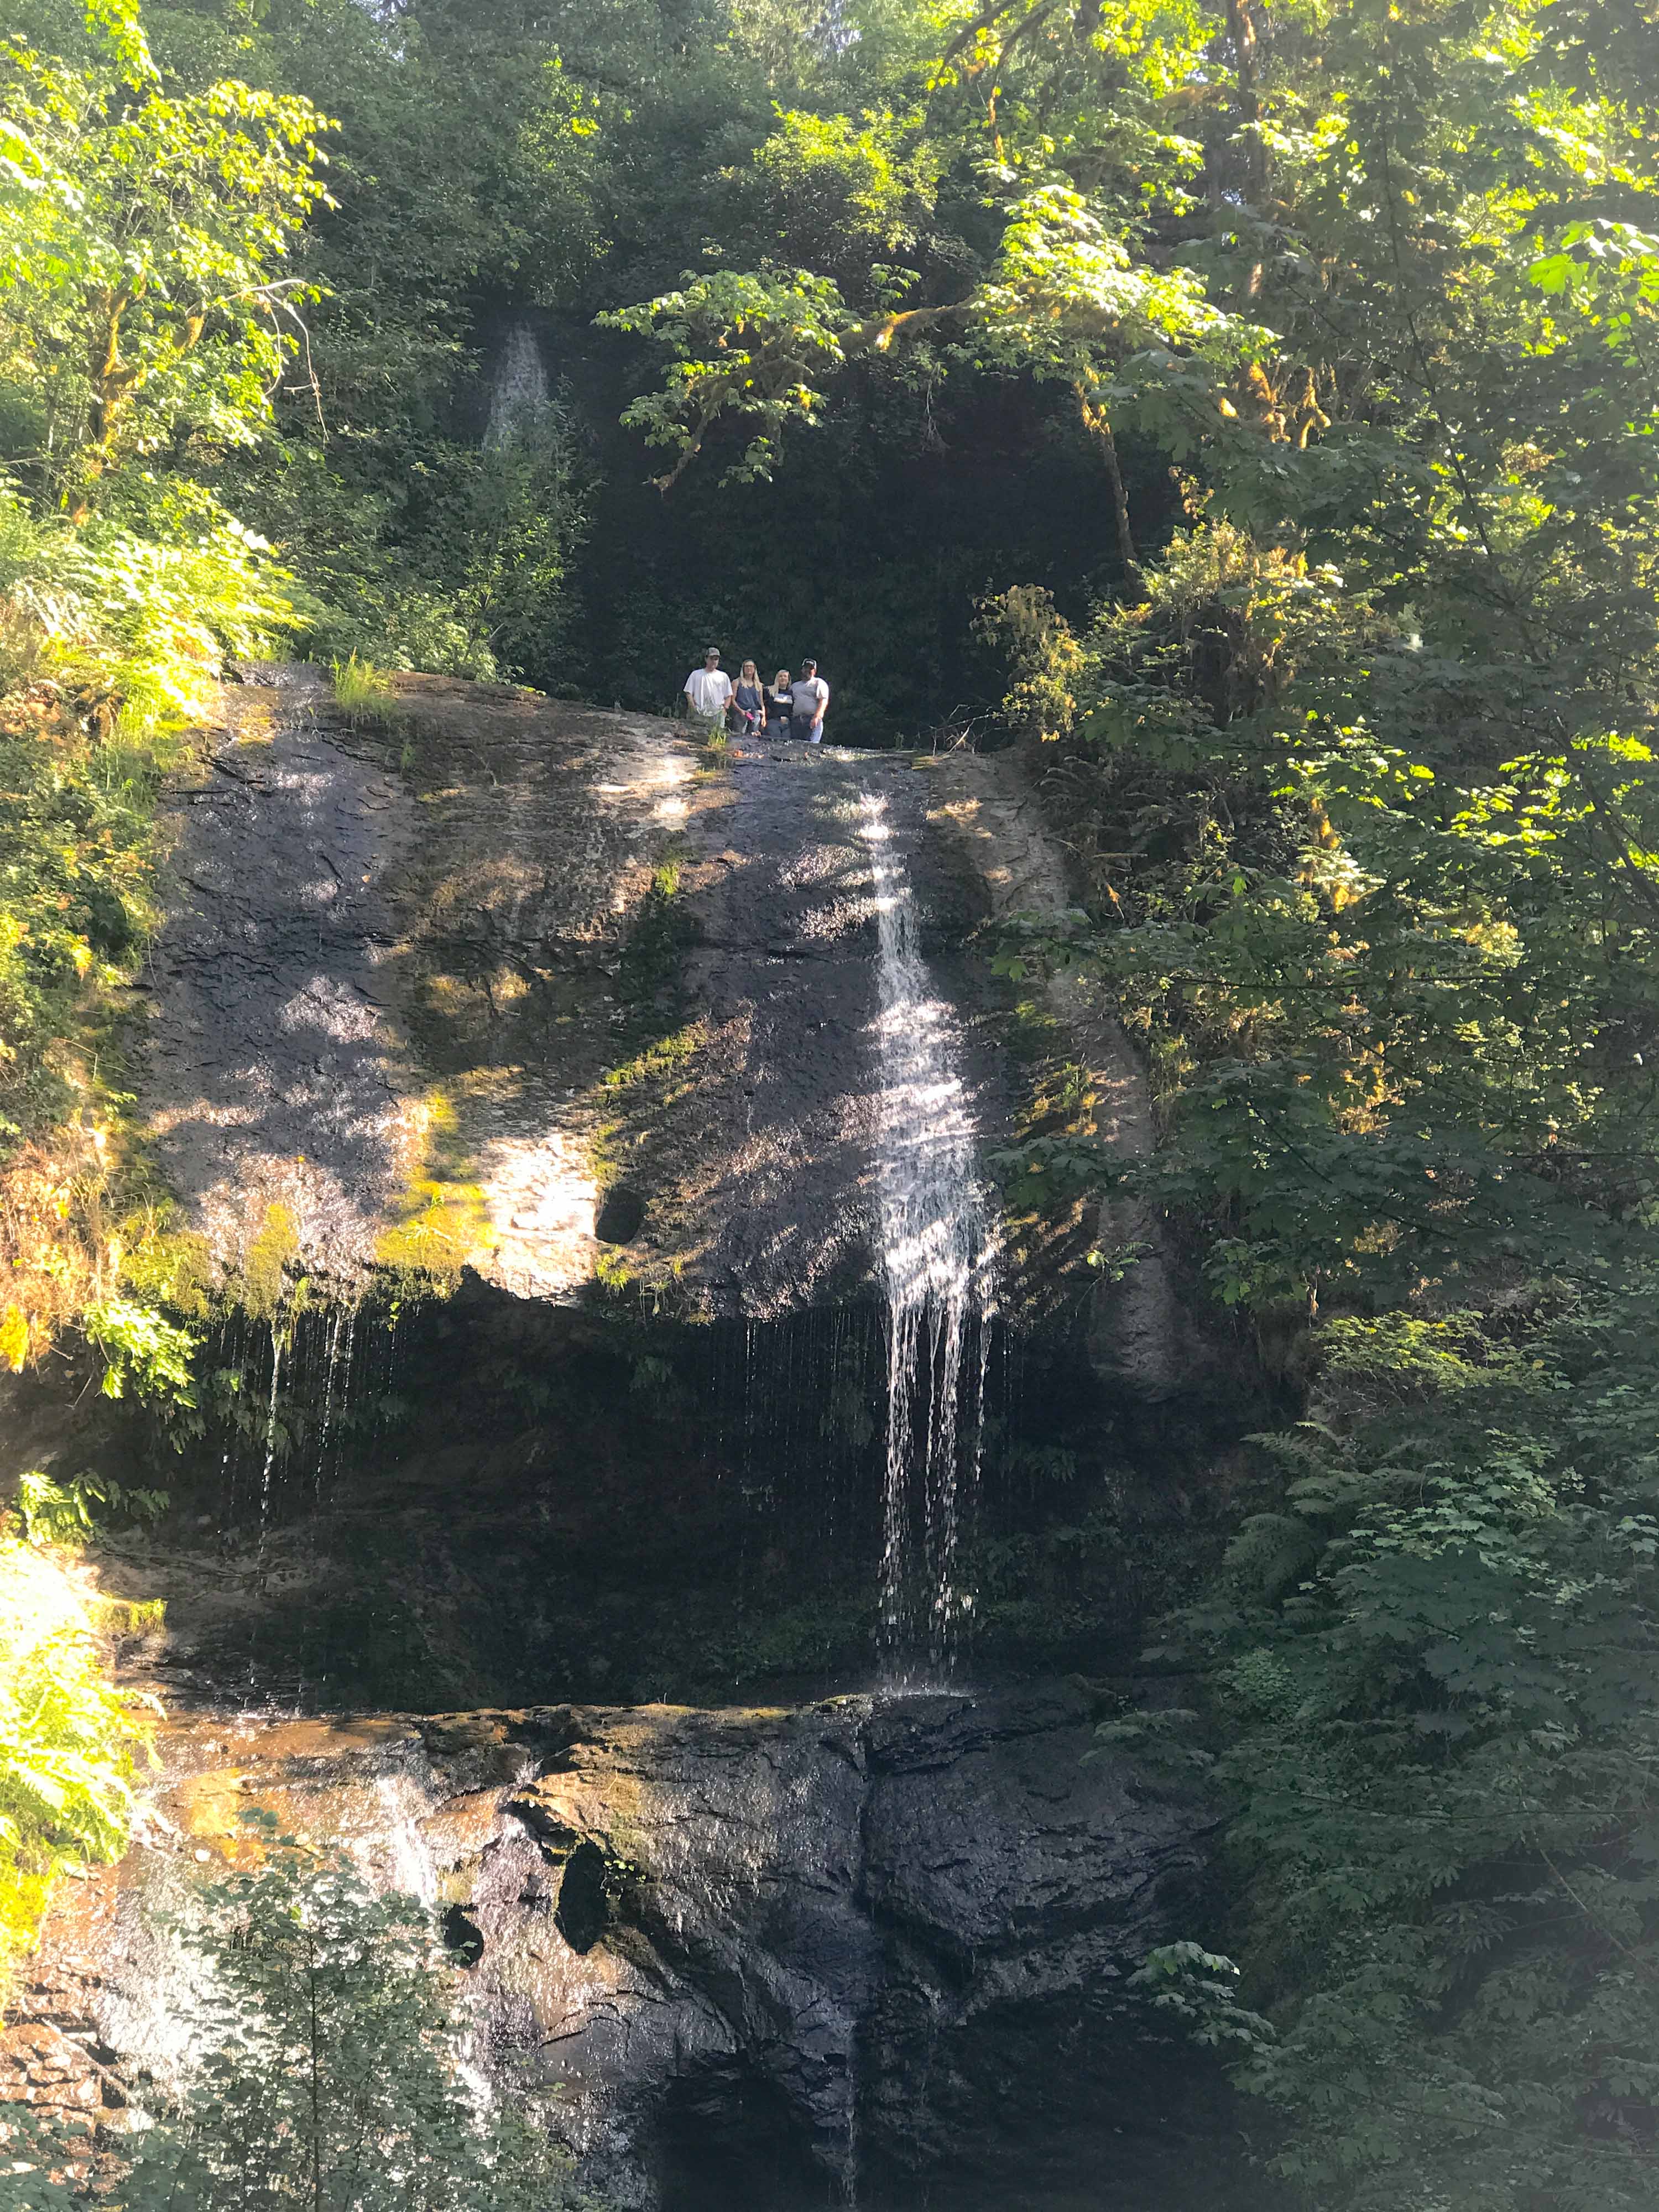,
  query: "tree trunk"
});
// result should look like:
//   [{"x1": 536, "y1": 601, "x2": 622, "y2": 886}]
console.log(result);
[
  {"x1": 1074, "y1": 384, "x2": 1138, "y2": 571},
  {"x1": 1225, "y1": 0, "x2": 1267, "y2": 298}
]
